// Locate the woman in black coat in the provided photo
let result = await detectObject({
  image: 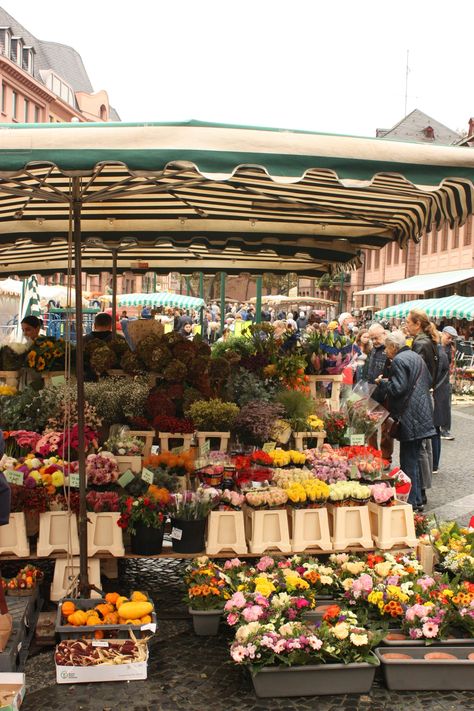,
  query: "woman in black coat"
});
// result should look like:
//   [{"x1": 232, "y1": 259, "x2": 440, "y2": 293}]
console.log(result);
[
  {"x1": 376, "y1": 331, "x2": 435, "y2": 511},
  {"x1": 432, "y1": 344, "x2": 450, "y2": 473}
]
